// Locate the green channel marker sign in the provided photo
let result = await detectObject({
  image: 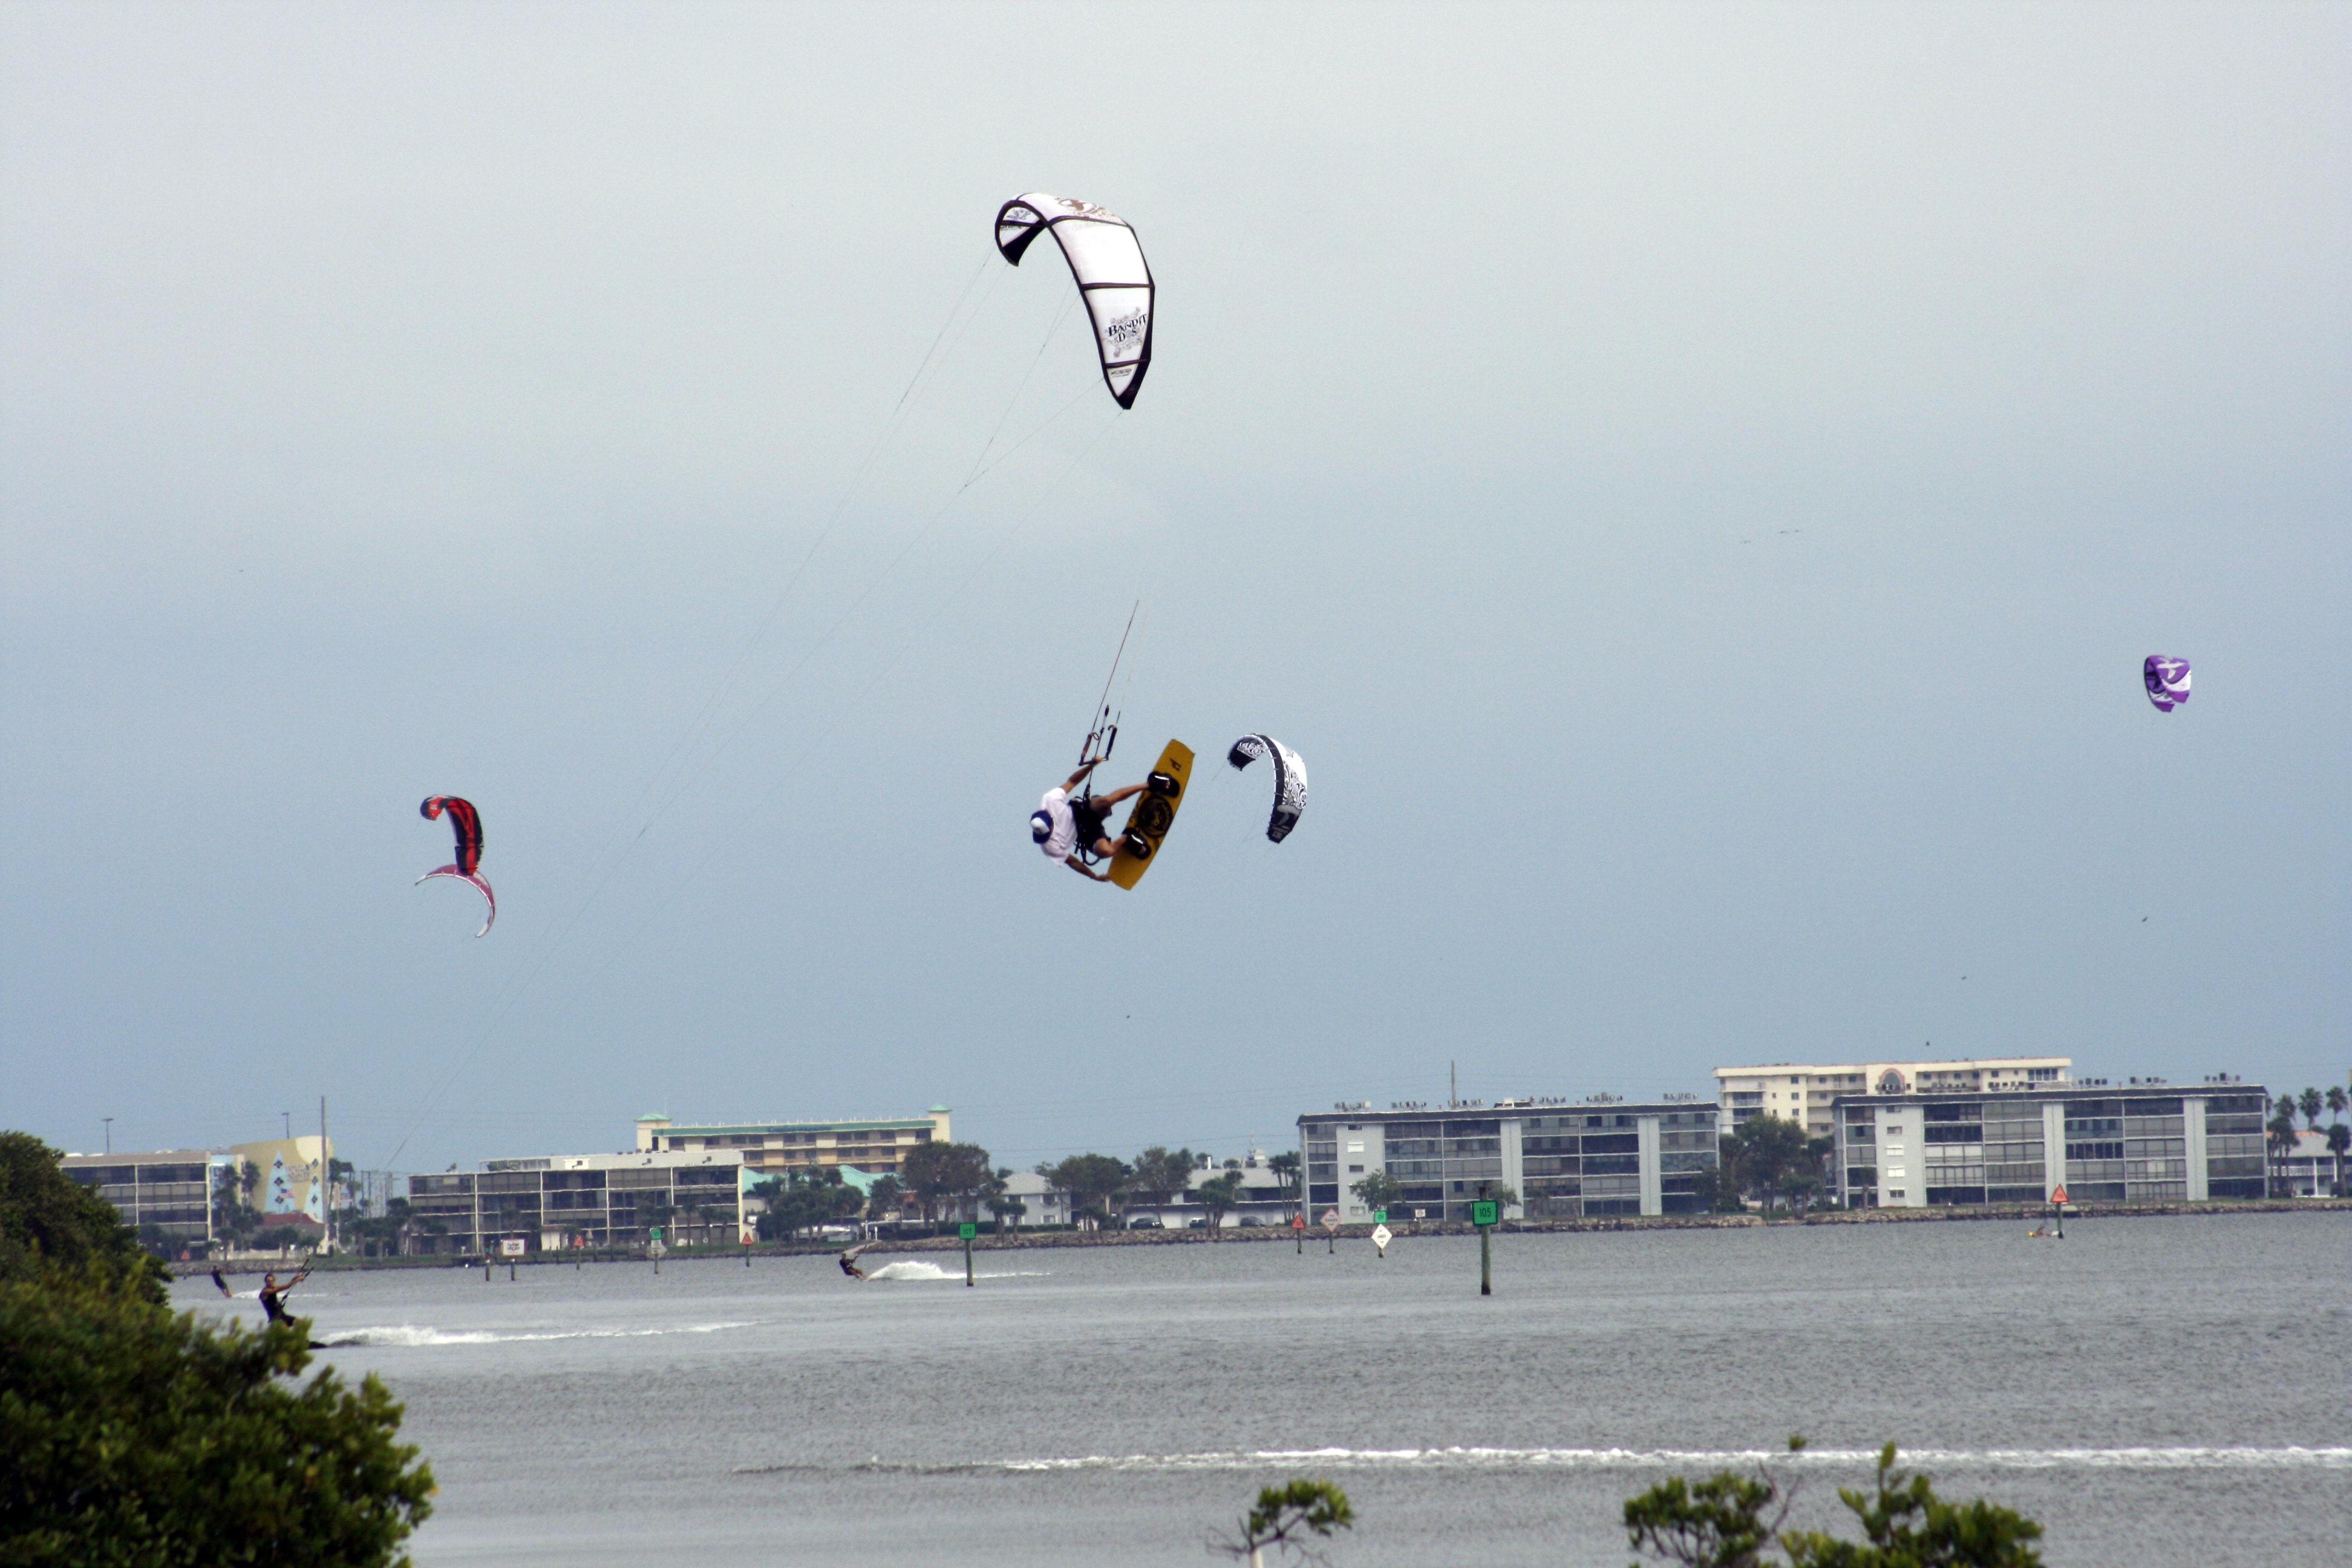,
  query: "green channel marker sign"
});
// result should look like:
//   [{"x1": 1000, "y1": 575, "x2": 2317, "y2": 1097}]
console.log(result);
[
  {"x1": 1471, "y1": 1200, "x2": 1498, "y2": 1227},
  {"x1": 1371, "y1": 1209, "x2": 1387, "y2": 1223},
  {"x1": 958, "y1": 1222, "x2": 978, "y2": 1240}
]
